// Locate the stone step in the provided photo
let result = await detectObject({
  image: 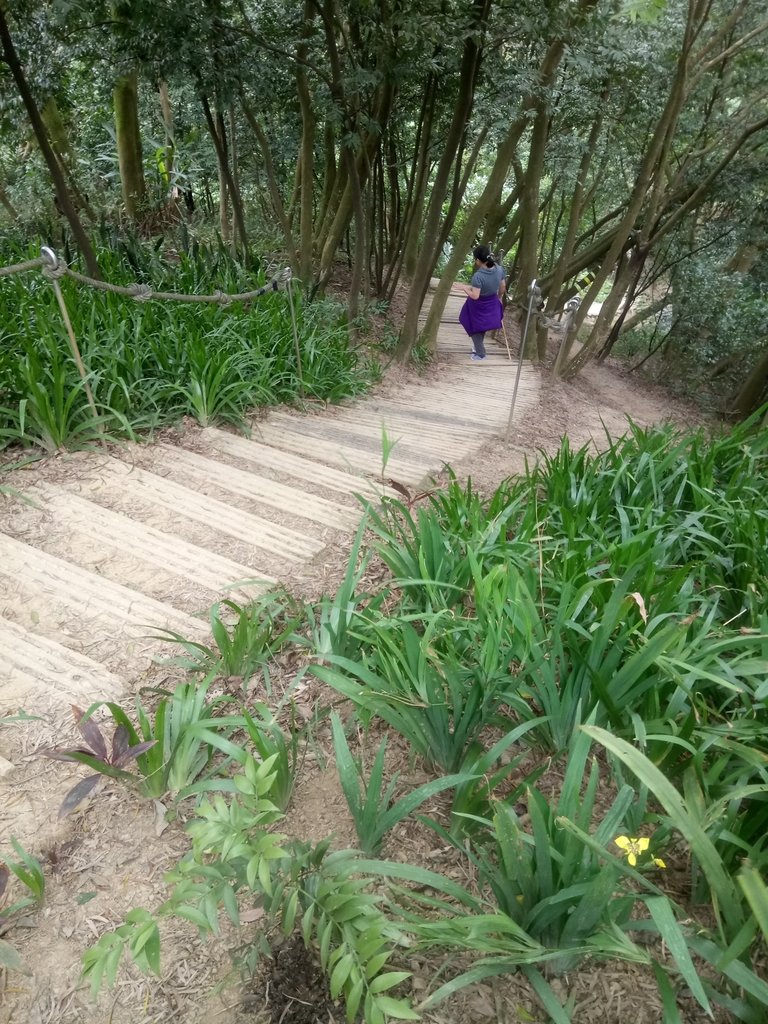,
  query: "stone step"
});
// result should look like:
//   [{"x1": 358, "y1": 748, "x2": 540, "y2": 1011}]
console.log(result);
[
  {"x1": 0, "y1": 534, "x2": 208, "y2": 640},
  {"x1": 202, "y1": 426, "x2": 388, "y2": 500},
  {"x1": 266, "y1": 412, "x2": 463, "y2": 464},
  {"x1": 33, "y1": 485, "x2": 271, "y2": 598},
  {"x1": 78, "y1": 457, "x2": 323, "y2": 562},
  {"x1": 253, "y1": 421, "x2": 431, "y2": 485},
  {"x1": 284, "y1": 412, "x2": 480, "y2": 460},
  {"x1": 325, "y1": 407, "x2": 488, "y2": 444},
  {"x1": 0, "y1": 617, "x2": 123, "y2": 711},
  {"x1": 152, "y1": 447, "x2": 360, "y2": 532}
]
